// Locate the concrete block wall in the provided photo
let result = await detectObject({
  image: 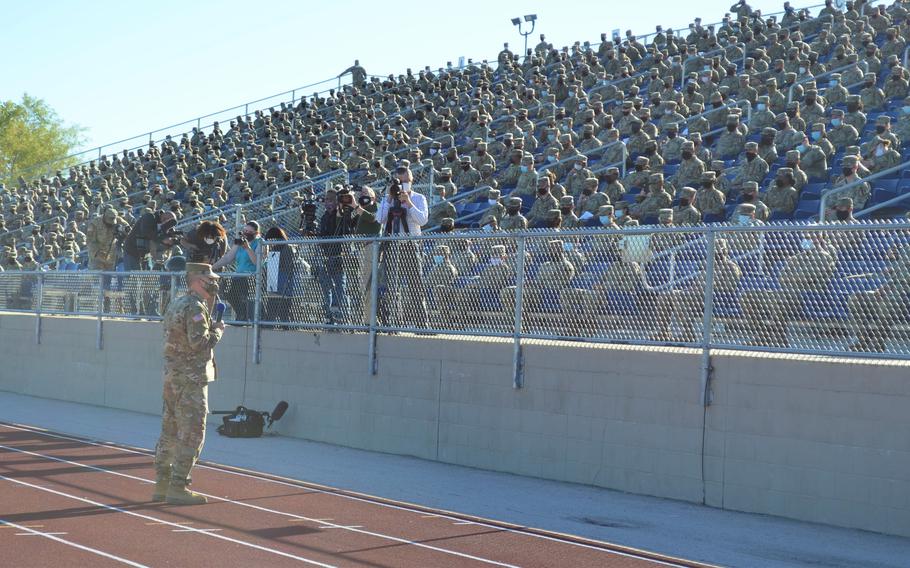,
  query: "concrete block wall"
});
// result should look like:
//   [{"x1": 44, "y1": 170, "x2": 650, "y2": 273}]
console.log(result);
[{"x1": 1, "y1": 312, "x2": 908, "y2": 537}]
